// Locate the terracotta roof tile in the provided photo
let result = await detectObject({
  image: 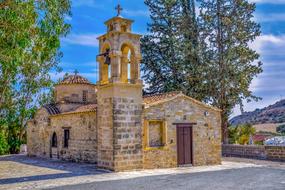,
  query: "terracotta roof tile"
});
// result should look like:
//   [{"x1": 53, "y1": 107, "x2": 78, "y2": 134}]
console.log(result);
[
  {"x1": 60, "y1": 74, "x2": 92, "y2": 85},
  {"x1": 43, "y1": 104, "x2": 61, "y2": 115},
  {"x1": 52, "y1": 104, "x2": 97, "y2": 116},
  {"x1": 74, "y1": 104, "x2": 97, "y2": 112},
  {"x1": 143, "y1": 91, "x2": 182, "y2": 105},
  {"x1": 143, "y1": 91, "x2": 221, "y2": 112}
]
